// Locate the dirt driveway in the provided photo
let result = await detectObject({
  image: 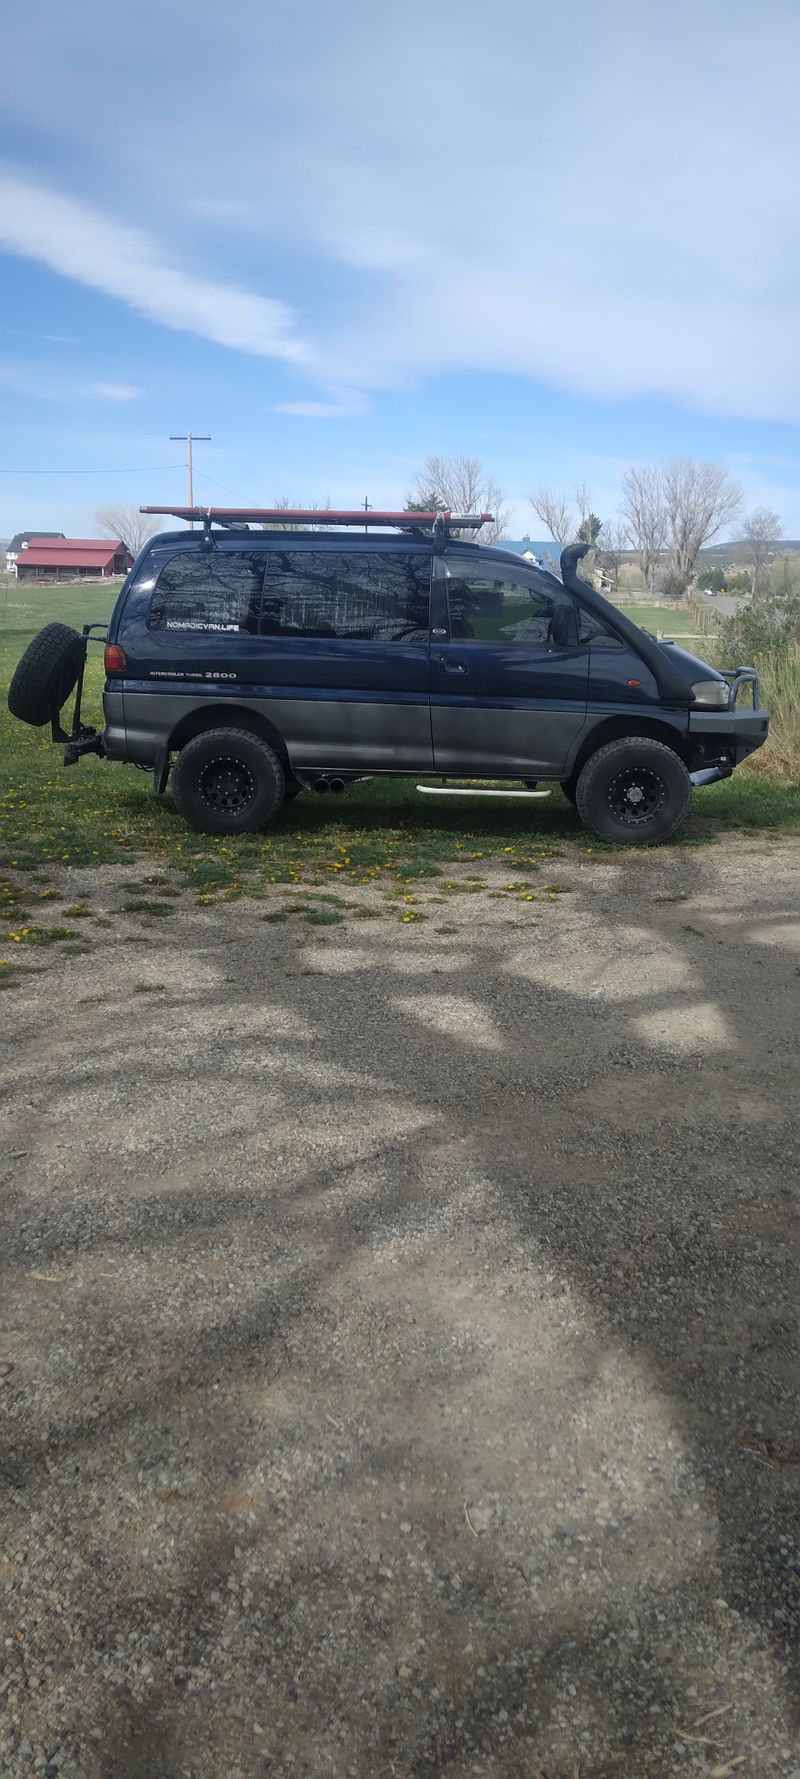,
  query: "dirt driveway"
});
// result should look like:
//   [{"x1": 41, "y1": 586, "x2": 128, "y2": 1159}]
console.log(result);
[{"x1": 1, "y1": 841, "x2": 799, "y2": 1779}]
